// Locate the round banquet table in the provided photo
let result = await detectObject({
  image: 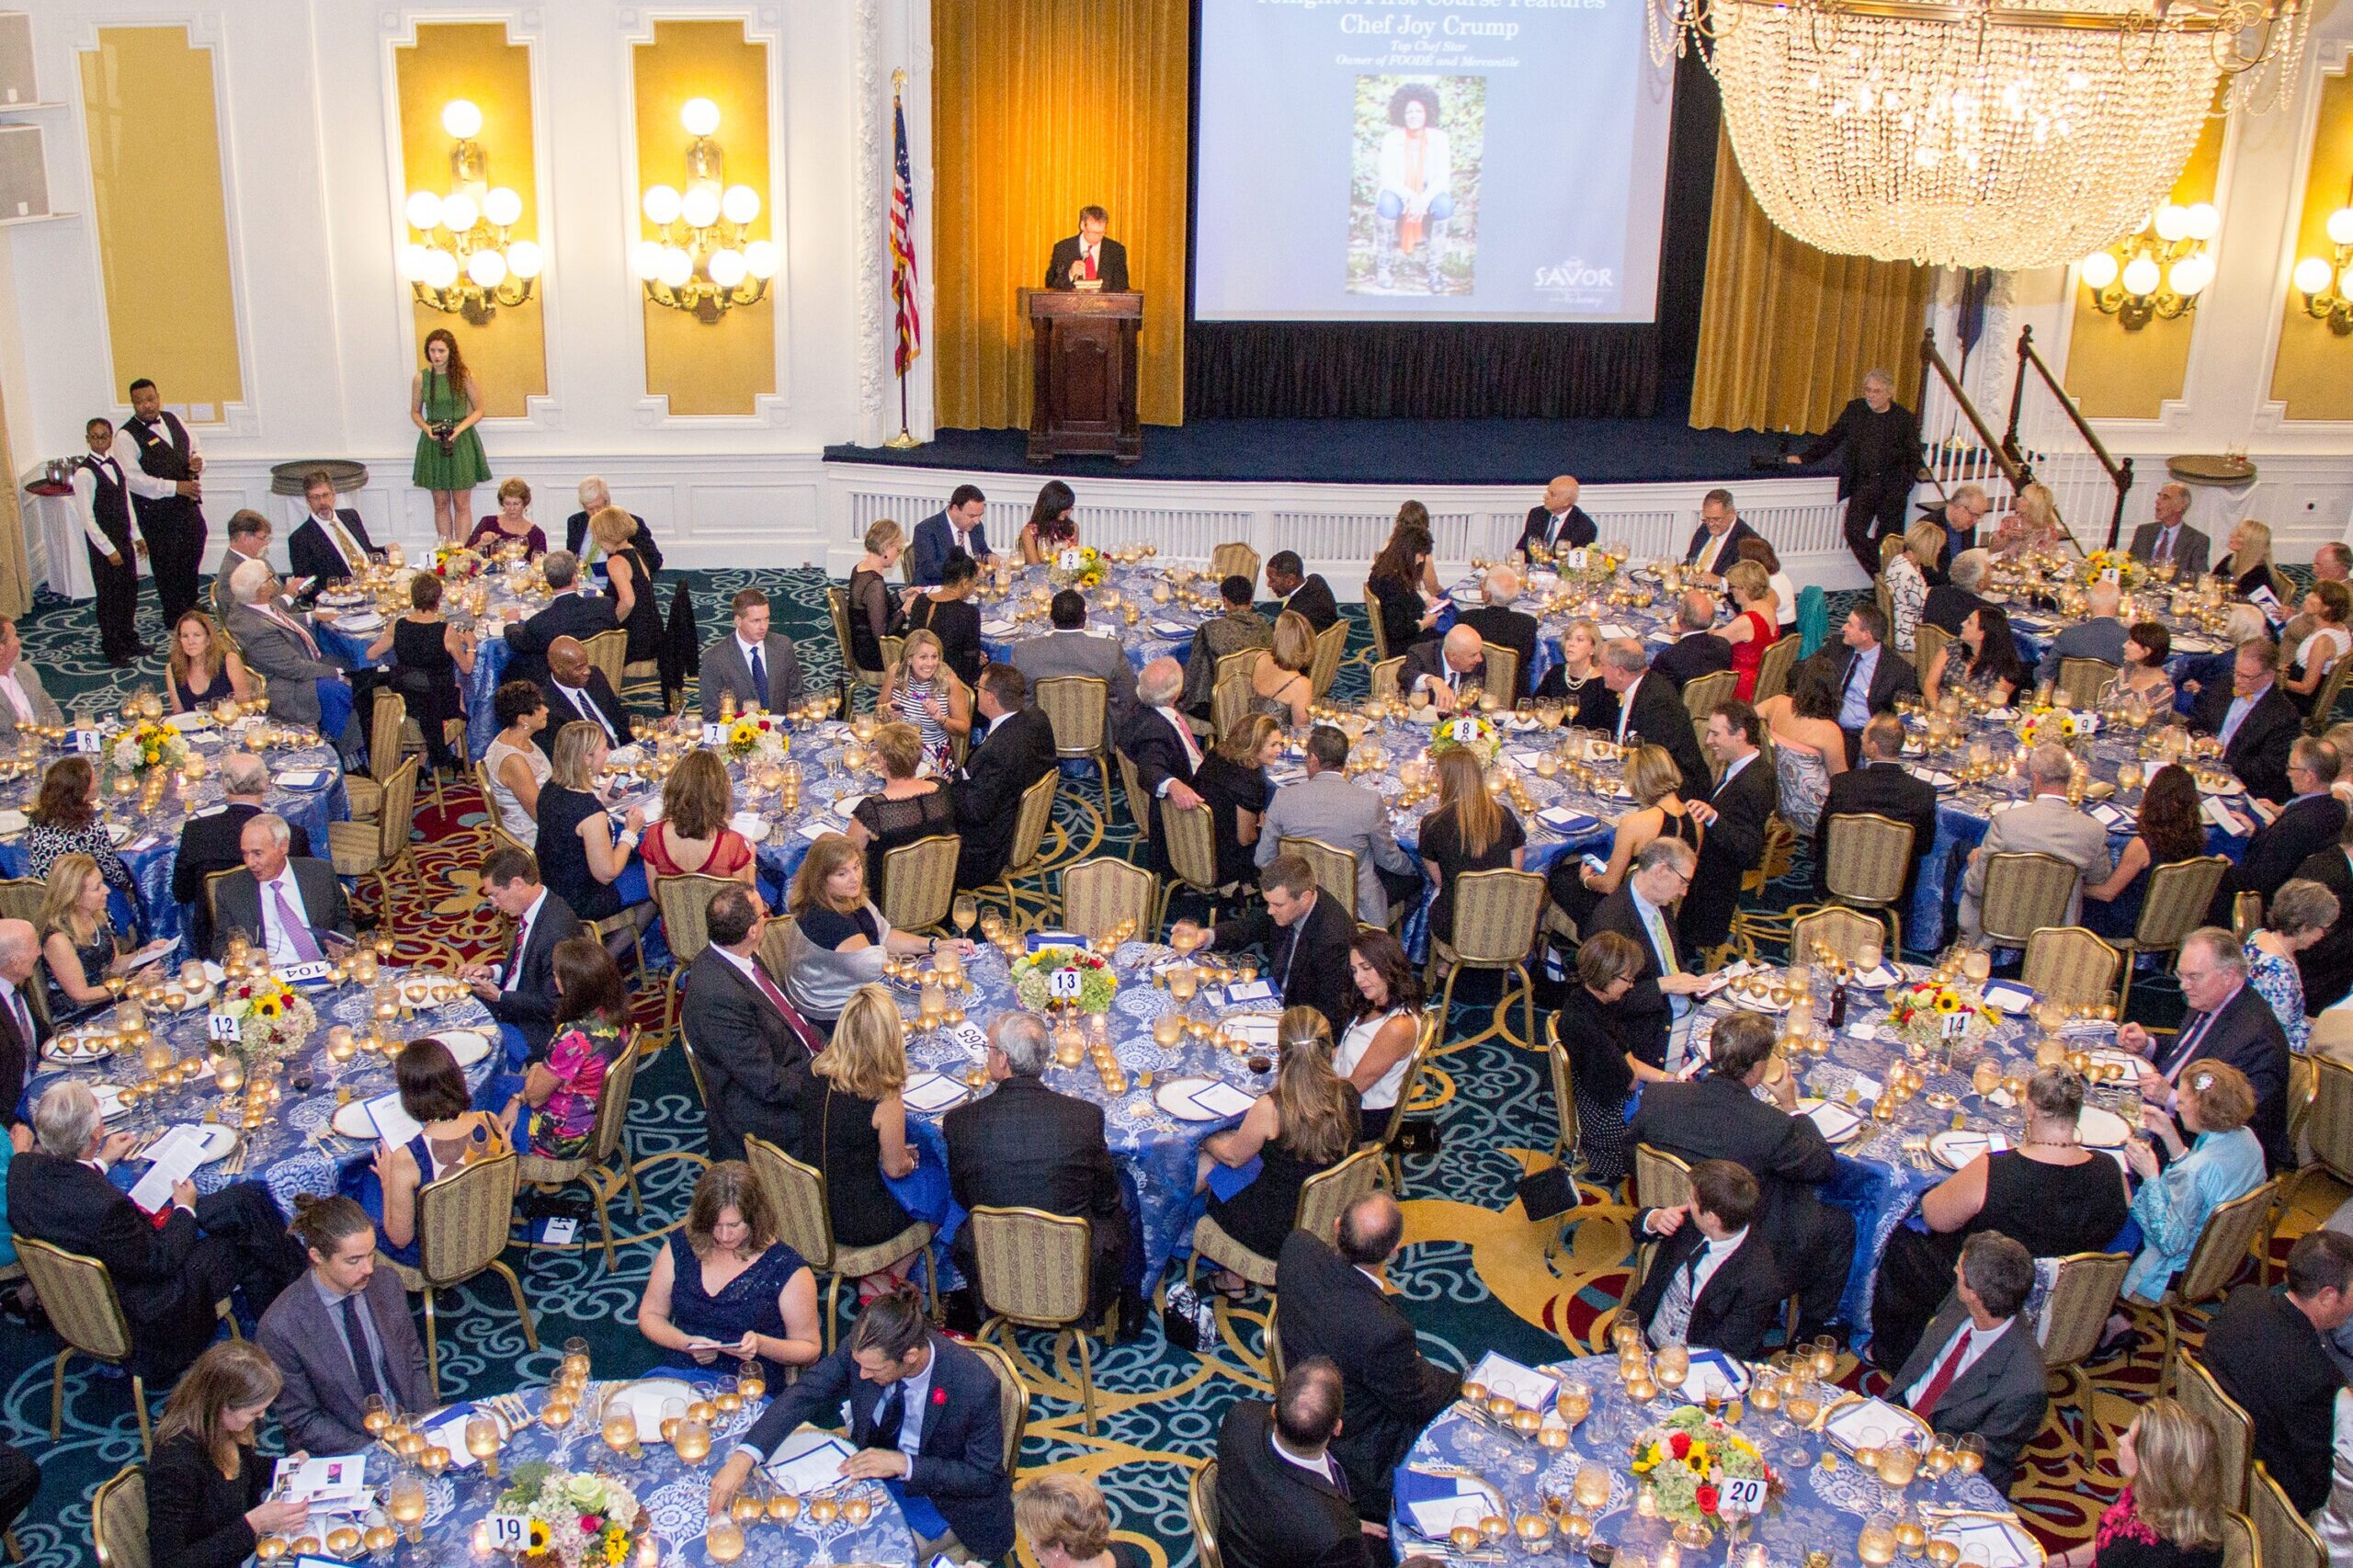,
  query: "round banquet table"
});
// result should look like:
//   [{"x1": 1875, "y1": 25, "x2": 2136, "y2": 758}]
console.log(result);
[
  {"x1": 0, "y1": 722, "x2": 347, "y2": 953},
  {"x1": 19, "y1": 971, "x2": 498, "y2": 1219},
  {"x1": 332, "y1": 1381, "x2": 912, "y2": 1568},
  {"x1": 1448, "y1": 574, "x2": 1699, "y2": 696},
  {"x1": 974, "y1": 560, "x2": 1211, "y2": 672},
  {"x1": 1686, "y1": 964, "x2": 2137, "y2": 1342},
  {"x1": 1390, "y1": 1357, "x2": 2013, "y2": 1568}
]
